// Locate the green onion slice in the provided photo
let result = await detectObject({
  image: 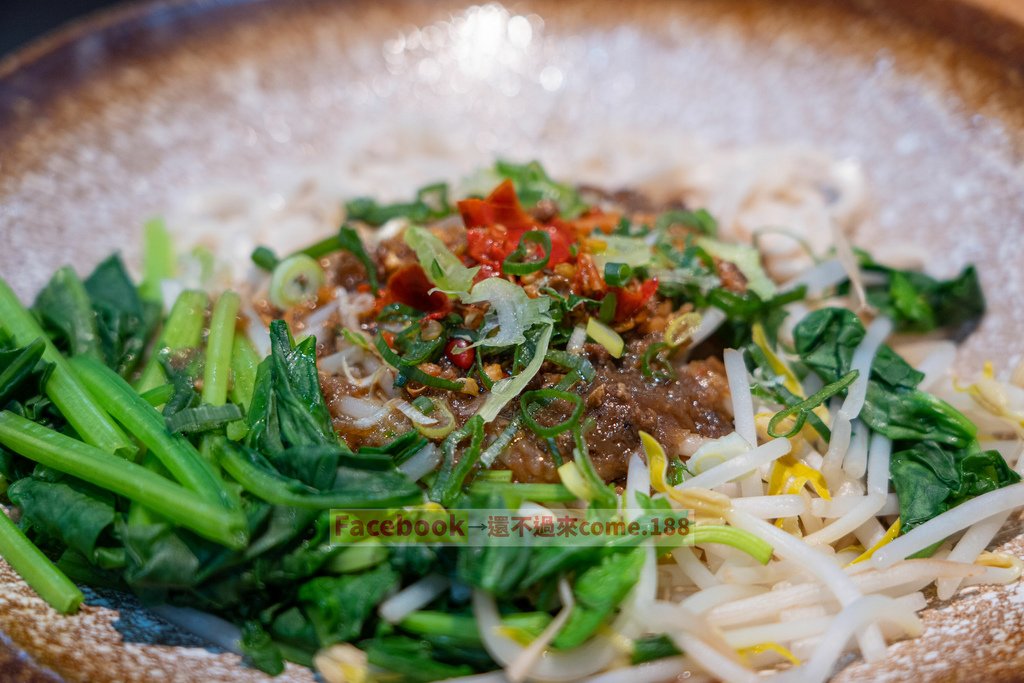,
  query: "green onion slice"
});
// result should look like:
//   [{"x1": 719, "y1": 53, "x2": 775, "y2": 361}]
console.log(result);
[
  {"x1": 664, "y1": 311, "x2": 702, "y2": 348},
  {"x1": 251, "y1": 246, "x2": 280, "y2": 271},
  {"x1": 269, "y1": 254, "x2": 325, "y2": 309},
  {"x1": 641, "y1": 341, "x2": 676, "y2": 382},
  {"x1": 586, "y1": 317, "x2": 624, "y2": 358},
  {"x1": 598, "y1": 292, "x2": 618, "y2": 323},
  {"x1": 374, "y1": 334, "x2": 465, "y2": 392},
  {"x1": 502, "y1": 230, "x2": 552, "y2": 276},
  {"x1": 520, "y1": 389, "x2": 585, "y2": 438},
  {"x1": 603, "y1": 262, "x2": 632, "y2": 287},
  {"x1": 767, "y1": 370, "x2": 859, "y2": 438},
  {"x1": 414, "y1": 398, "x2": 457, "y2": 440}
]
